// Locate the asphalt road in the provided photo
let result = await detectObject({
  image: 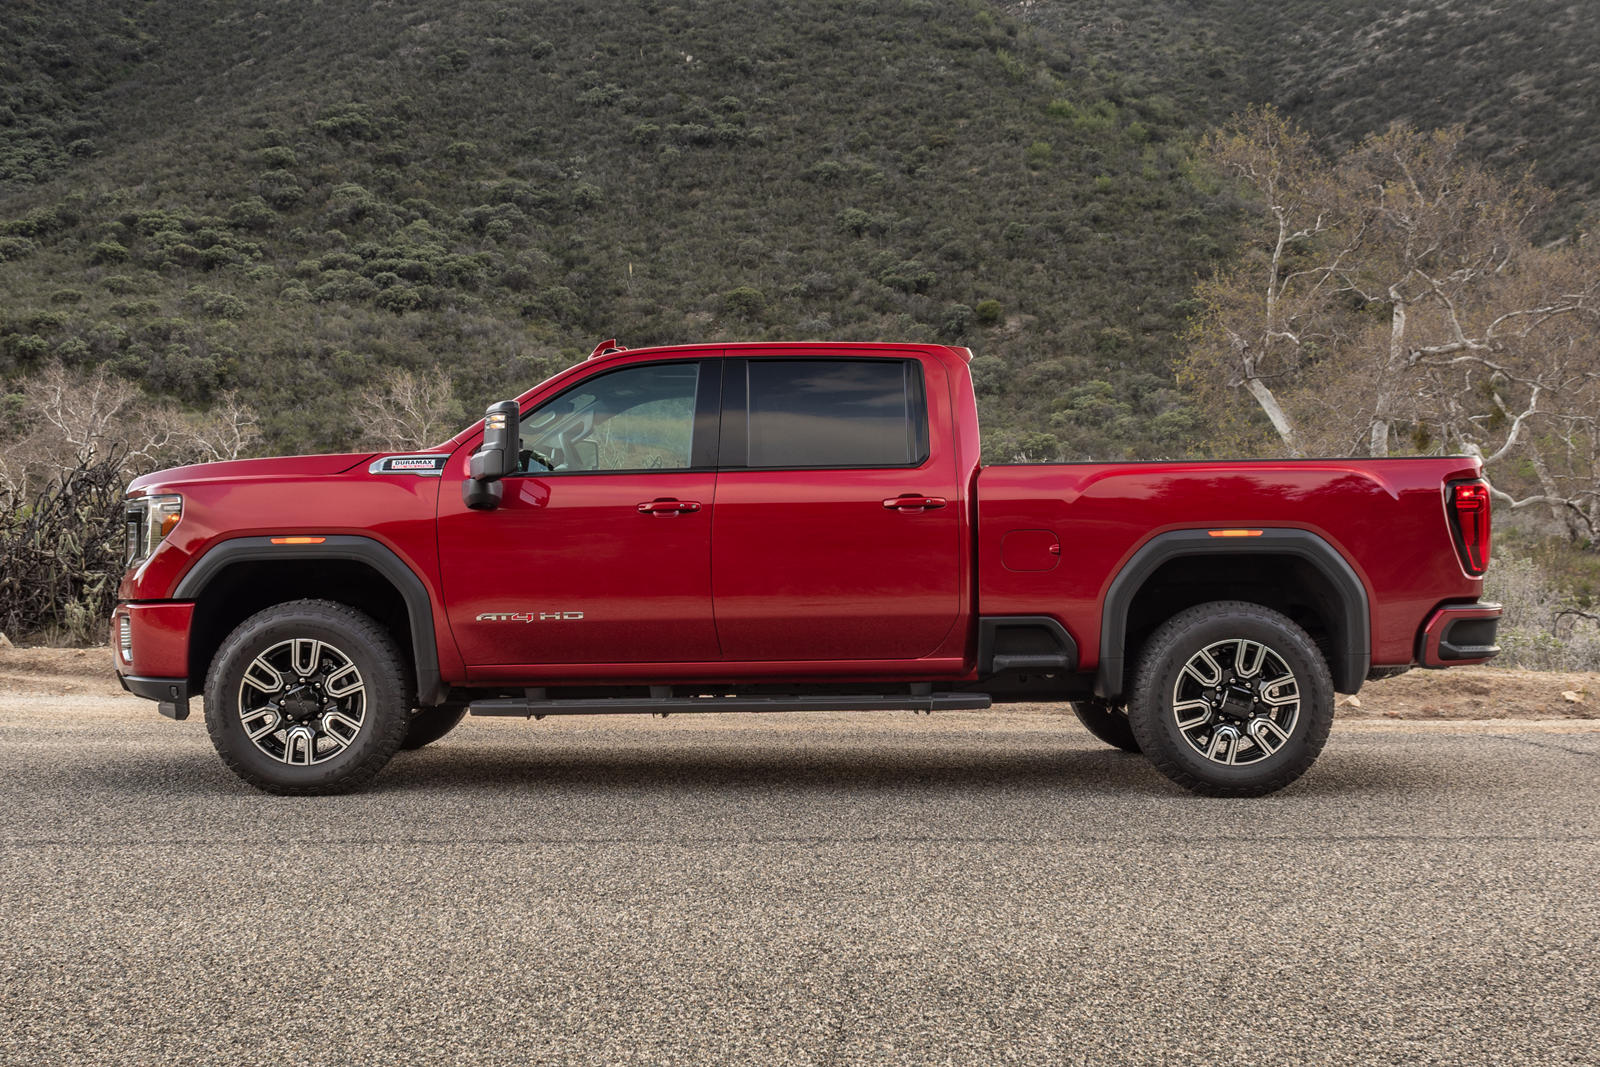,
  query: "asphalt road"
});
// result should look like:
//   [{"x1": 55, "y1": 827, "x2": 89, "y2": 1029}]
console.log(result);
[{"x1": 2, "y1": 699, "x2": 1597, "y2": 1066}]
